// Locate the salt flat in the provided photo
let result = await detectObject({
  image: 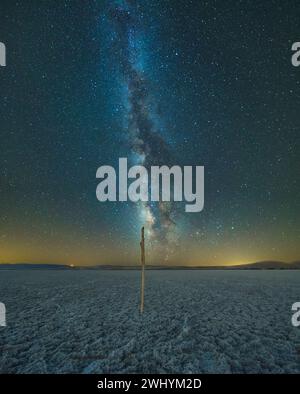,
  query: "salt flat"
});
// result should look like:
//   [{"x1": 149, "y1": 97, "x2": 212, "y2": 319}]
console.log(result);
[{"x1": 0, "y1": 270, "x2": 299, "y2": 373}]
